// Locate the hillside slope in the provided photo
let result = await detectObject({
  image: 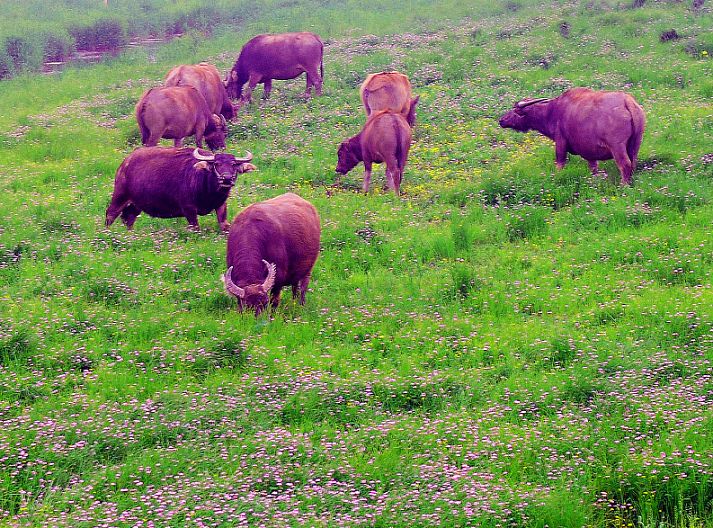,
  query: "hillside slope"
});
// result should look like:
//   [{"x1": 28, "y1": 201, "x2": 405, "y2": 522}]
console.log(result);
[{"x1": 0, "y1": 1, "x2": 711, "y2": 526}]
